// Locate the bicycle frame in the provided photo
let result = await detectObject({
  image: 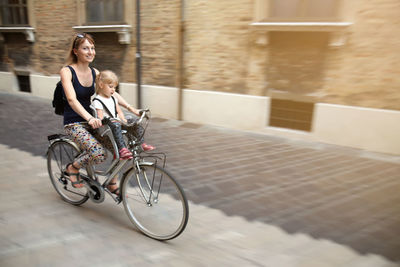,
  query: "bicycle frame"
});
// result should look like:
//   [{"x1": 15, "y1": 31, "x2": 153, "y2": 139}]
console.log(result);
[
  {"x1": 47, "y1": 109, "x2": 166, "y2": 204},
  {"x1": 47, "y1": 109, "x2": 189, "y2": 240}
]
